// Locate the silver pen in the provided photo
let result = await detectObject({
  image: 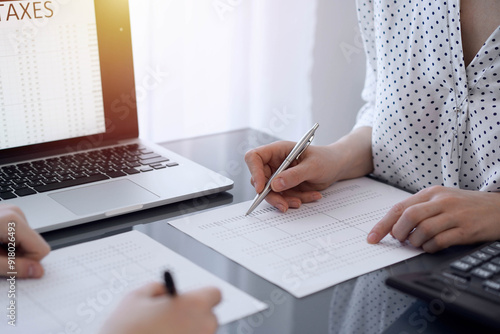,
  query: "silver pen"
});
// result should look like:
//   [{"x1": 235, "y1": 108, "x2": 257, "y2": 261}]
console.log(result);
[{"x1": 245, "y1": 123, "x2": 319, "y2": 216}]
